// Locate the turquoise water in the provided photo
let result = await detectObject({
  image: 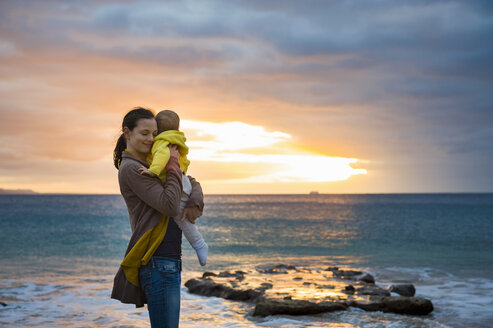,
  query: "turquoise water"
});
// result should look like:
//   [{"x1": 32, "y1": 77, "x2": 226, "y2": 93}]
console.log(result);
[{"x1": 1, "y1": 194, "x2": 493, "y2": 327}]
